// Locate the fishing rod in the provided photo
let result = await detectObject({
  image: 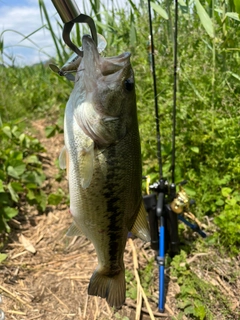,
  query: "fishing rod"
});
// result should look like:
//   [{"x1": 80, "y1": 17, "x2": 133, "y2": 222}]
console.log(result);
[
  {"x1": 144, "y1": 0, "x2": 180, "y2": 312},
  {"x1": 144, "y1": 0, "x2": 206, "y2": 313}
]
